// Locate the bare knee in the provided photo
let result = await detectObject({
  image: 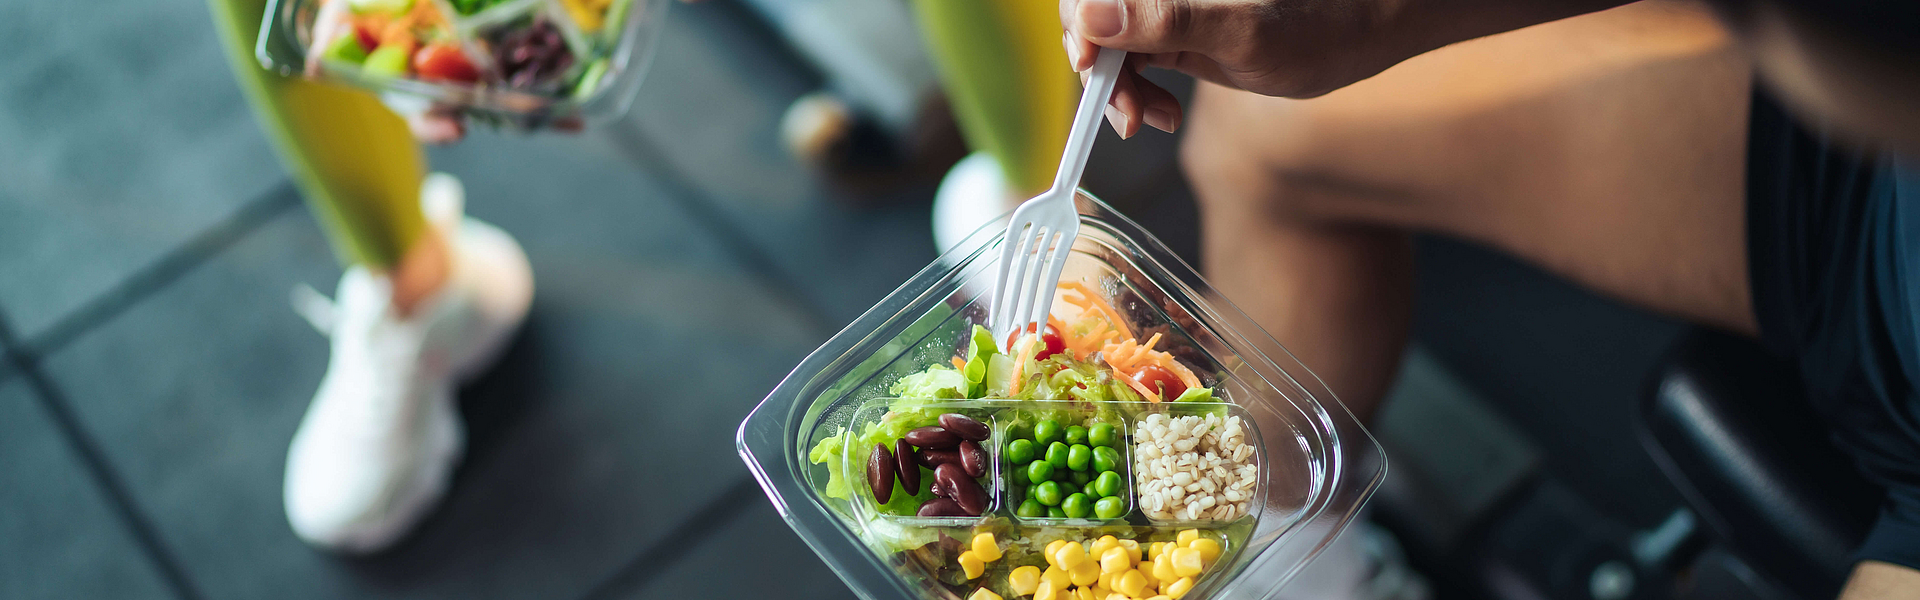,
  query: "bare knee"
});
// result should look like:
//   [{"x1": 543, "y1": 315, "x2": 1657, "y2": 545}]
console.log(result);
[{"x1": 1180, "y1": 84, "x2": 1330, "y2": 225}]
